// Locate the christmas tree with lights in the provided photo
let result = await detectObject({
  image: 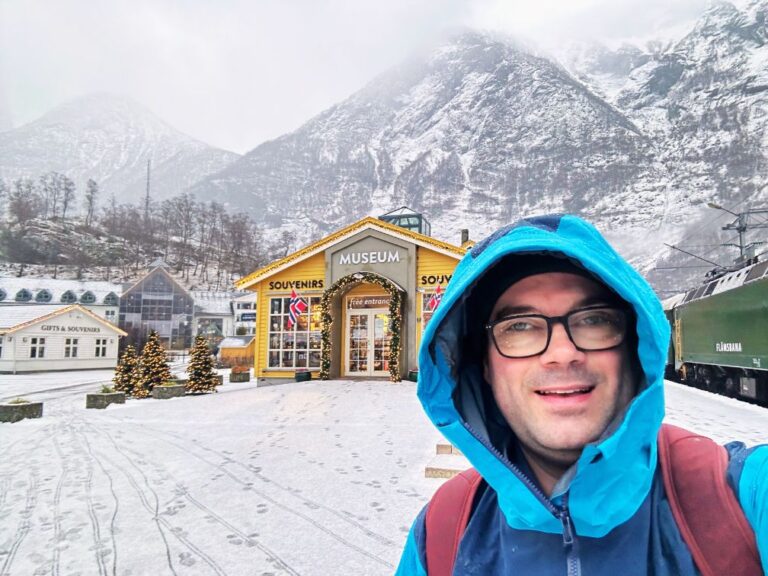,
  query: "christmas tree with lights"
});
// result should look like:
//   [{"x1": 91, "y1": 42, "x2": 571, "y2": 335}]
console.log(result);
[
  {"x1": 186, "y1": 335, "x2": 218, "y2": 393},
  {"x1": 113, "y1": 344, "x2": 138, "y2": 395},
  {"x1": 134, "y1": 330, "x2": 172, "y2": 398}
]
